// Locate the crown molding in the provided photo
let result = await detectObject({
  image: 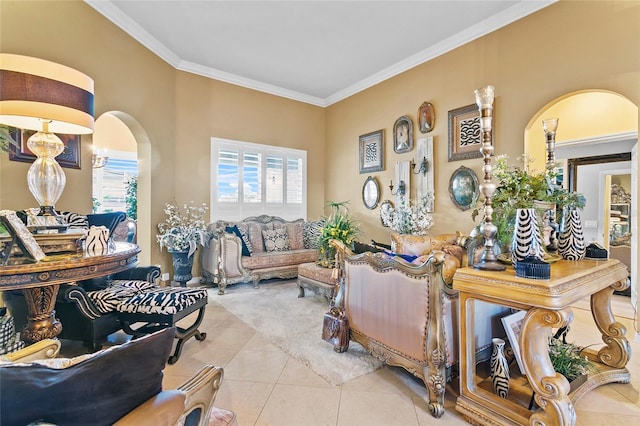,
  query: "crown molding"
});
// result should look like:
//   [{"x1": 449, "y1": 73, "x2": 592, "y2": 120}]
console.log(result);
[
  {"x1": 85, "y1": 0, "x2": 556, "y2": 108},
  {"x1": 558, "y1": 131, "x2": 638, "y2": 148}
]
